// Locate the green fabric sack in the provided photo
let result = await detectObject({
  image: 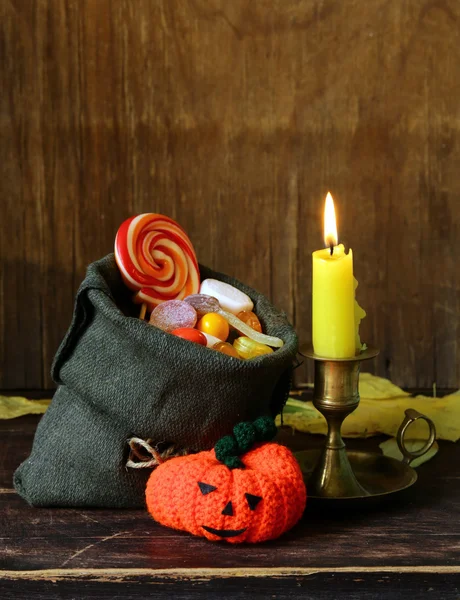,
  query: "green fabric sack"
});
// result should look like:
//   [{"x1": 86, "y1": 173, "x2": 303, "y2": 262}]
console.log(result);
[{"x1": 14, "y1": 254, "x2": 298, "y2": 508}]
